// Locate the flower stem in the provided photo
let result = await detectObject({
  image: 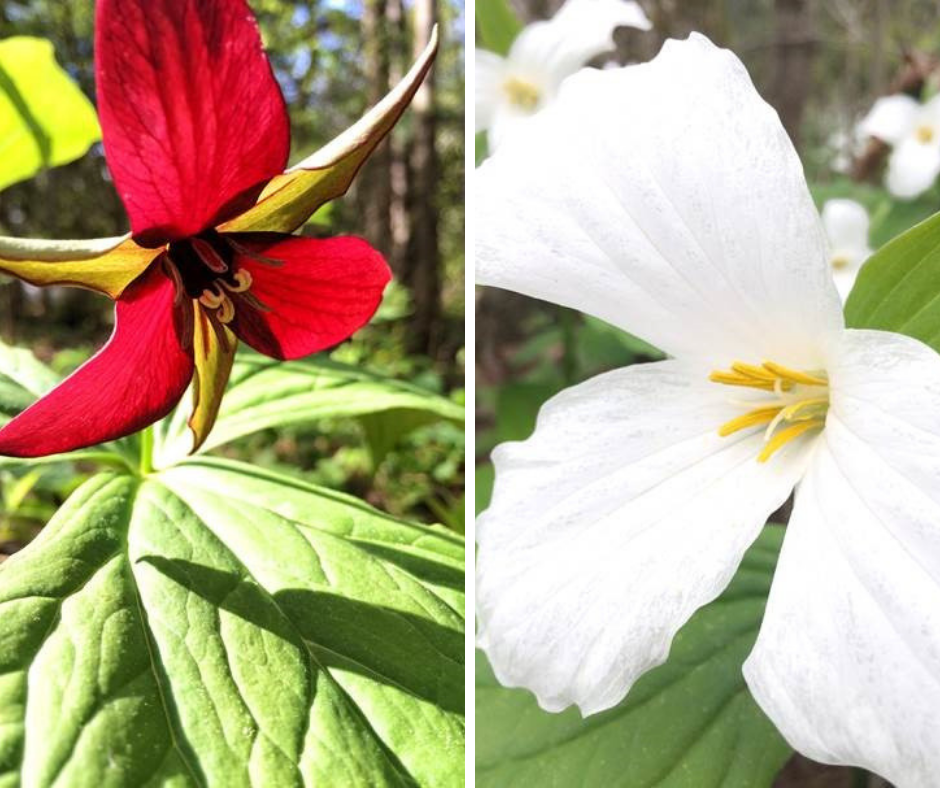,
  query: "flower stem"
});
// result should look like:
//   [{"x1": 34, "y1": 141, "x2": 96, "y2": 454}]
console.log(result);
[{"x1": 139, "y1": 426, "x2": 155, "y2": 475}]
